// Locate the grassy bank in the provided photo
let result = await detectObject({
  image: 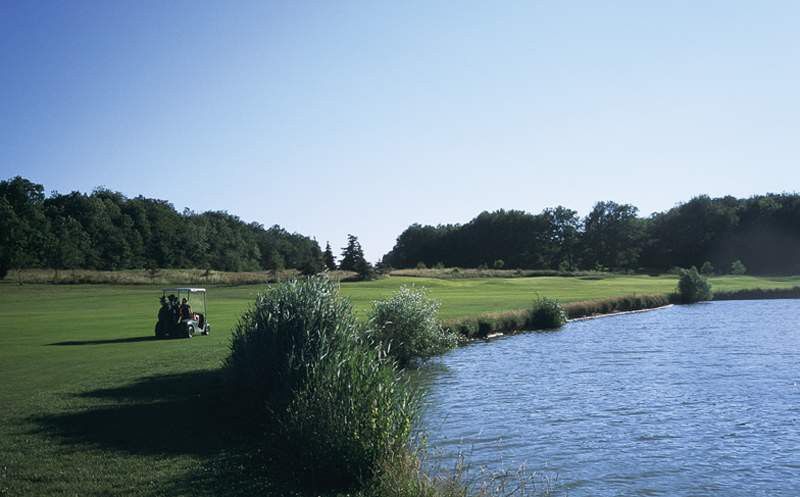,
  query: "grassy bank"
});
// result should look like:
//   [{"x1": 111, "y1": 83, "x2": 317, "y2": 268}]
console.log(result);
[
  {"x1": 2, "y1": 274, "x2": 800, "y2": 495},
  {"x1": 443, "y1": 294, "x2": 672, "y2": 339},
  {"x1": 713, "y1": 286, "x2": 800, "y2": 301}
]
